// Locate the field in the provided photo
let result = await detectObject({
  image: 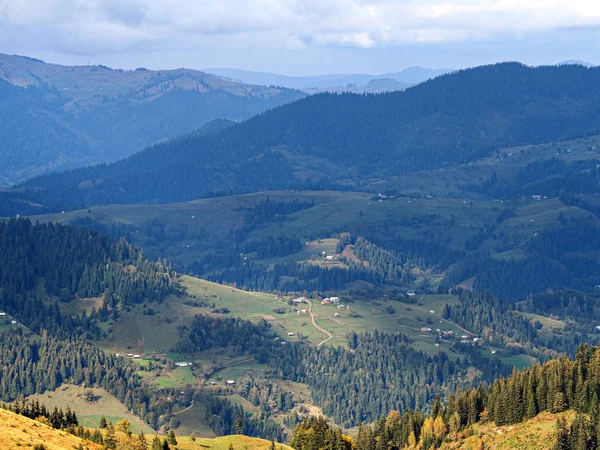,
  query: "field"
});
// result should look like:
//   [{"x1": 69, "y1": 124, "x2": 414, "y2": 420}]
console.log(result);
[
  {"x1": 181, "y1": 276, "x2": 467, "y2": 353},
  {"x1": 446, "y1": 411, "x2": 575, "y2": 450},
  {"x1": 0, "y1": 406, "x2": 294, "y2": 450},
  {"x1": 374, "y1": 134, "x2": 600, "y2": 198},
  {"x1": 27, "y1": 384, "x2": 155, "y2": 434},
  {"x1": 0, "y1": 408, "x2": 101, "y2": 450},
  {"x1": 176, "y1": 434, "x2": 294, "y2": 450}
]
